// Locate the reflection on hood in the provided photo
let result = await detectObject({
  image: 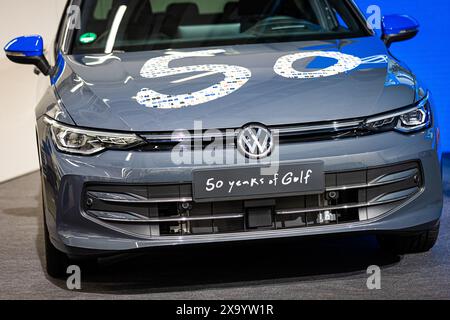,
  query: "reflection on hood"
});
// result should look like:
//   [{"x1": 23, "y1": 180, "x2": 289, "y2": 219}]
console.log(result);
[{"x1": 55, "y1": 37, "x2": 417, "y2": 132}]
